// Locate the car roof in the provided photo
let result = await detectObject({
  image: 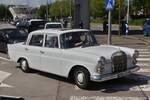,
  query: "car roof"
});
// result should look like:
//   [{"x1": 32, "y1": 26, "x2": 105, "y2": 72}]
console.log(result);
[
  {"x1": 30, "y1": 29, "x2": 90, "y2": 36},
  {"x1": 28, "y1": 19, "x2": 45, "y2": 22},
  {"x1": 45, "y1": 22, "x2": 62, "y2": 25}
]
